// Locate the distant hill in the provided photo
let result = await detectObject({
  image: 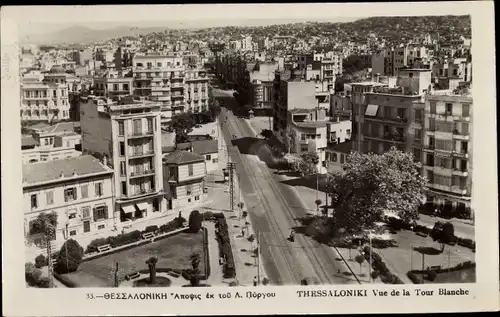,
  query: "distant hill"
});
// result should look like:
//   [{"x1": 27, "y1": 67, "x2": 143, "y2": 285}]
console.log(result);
[{"x1": 20, "y1": 25, "x2": 169, "y2": 45}]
